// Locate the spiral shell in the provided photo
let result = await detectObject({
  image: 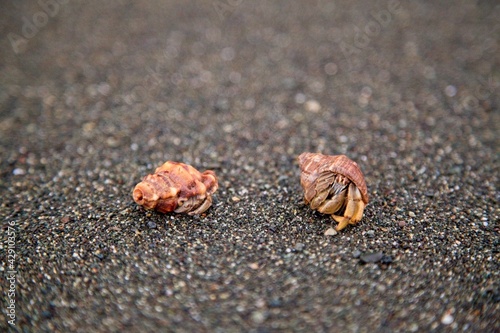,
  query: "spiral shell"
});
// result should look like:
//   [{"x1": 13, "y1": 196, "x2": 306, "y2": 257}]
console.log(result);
[
  {"x1": 298, "y1": 153, "x2": 368, "y2": 204},
  {"x1": 298, "y1": 152, "x2": 369, "y2": 231},
  {"x1": 133, "y1": 161, "x2": 218, "y2": 215}
]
